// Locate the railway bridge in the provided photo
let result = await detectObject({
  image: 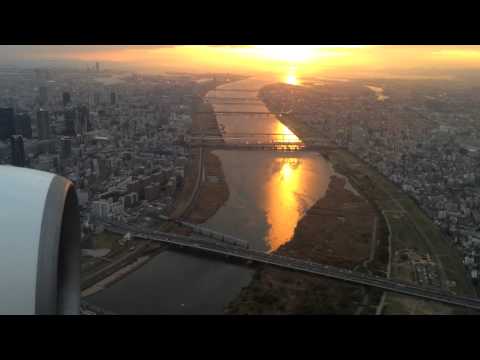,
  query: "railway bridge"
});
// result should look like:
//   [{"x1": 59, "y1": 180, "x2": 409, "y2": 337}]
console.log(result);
[{"x1": 102, "y1": 222, "x2": 480, "y2": 311}]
